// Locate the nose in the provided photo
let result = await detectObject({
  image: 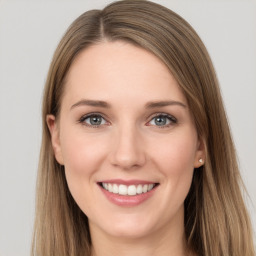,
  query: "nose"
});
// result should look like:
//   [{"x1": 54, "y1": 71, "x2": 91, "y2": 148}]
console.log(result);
[{"x1": 109, "y1": 125, "x2": 146, "y2": 170}]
